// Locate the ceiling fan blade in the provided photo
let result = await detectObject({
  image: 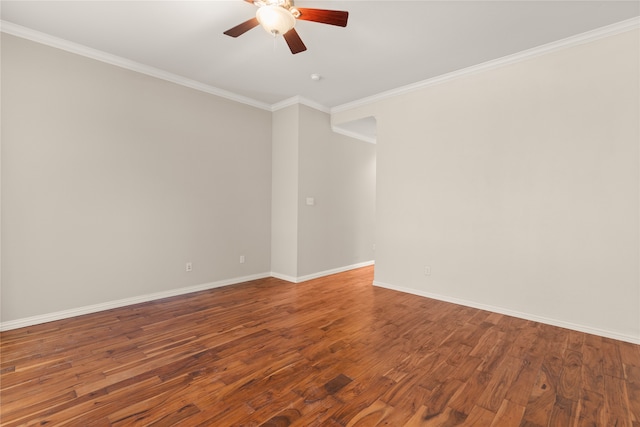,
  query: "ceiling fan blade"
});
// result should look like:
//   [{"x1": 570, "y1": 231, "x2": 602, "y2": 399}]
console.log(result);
[
  {"x1": 283, "y1": 28, "x2": 307, "y2": 54},
  {"x1": 223, "y1": 17, "x2": 260, "y2": 37},
  {"x1": 296, "y1": 8, "x2": 349, "y2": 27}
]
